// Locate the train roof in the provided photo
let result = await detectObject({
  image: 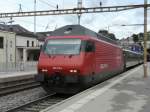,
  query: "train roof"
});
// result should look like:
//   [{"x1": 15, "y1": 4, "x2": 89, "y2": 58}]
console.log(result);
[
  {"x1": 51, "y1": 24, "x2": 117, "y2": 45},
  {"x1": 51, "y1": 24, "x2": 97, "y2": 37}
]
